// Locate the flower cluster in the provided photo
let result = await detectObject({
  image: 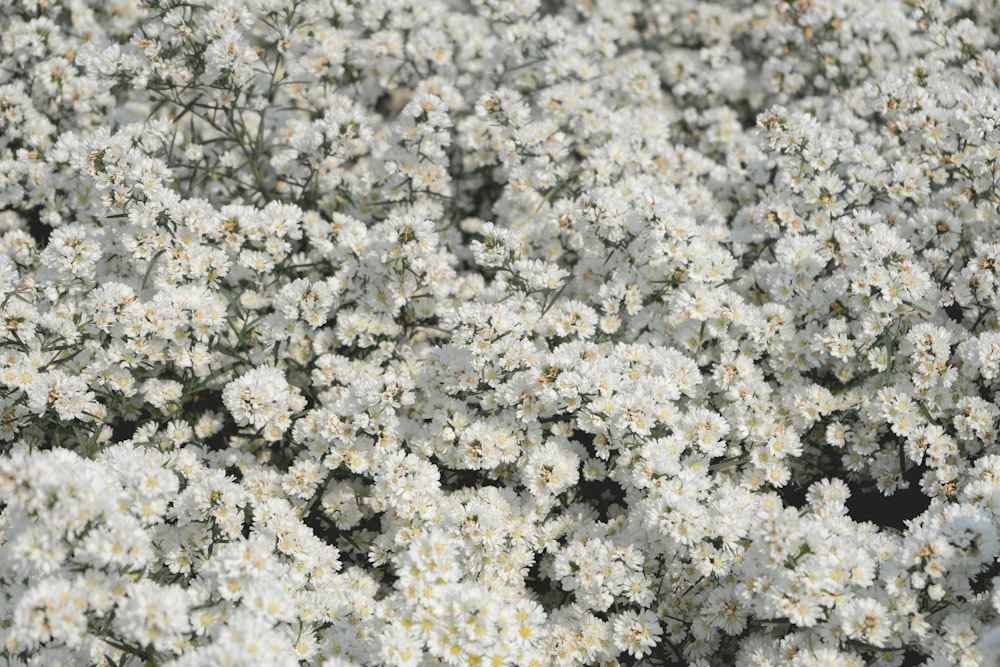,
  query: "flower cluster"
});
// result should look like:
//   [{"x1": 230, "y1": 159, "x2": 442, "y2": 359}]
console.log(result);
[{"x1": 3, "y1": 0, "x2": 1000, "y2": 665}]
